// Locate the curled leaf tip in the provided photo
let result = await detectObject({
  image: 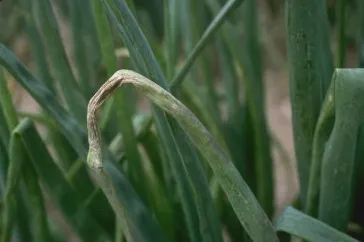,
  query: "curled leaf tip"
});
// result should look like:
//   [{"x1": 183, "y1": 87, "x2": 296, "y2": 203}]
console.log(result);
[{"x1": 86, "y1": 69, "x2": 142, "y2": 170}]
